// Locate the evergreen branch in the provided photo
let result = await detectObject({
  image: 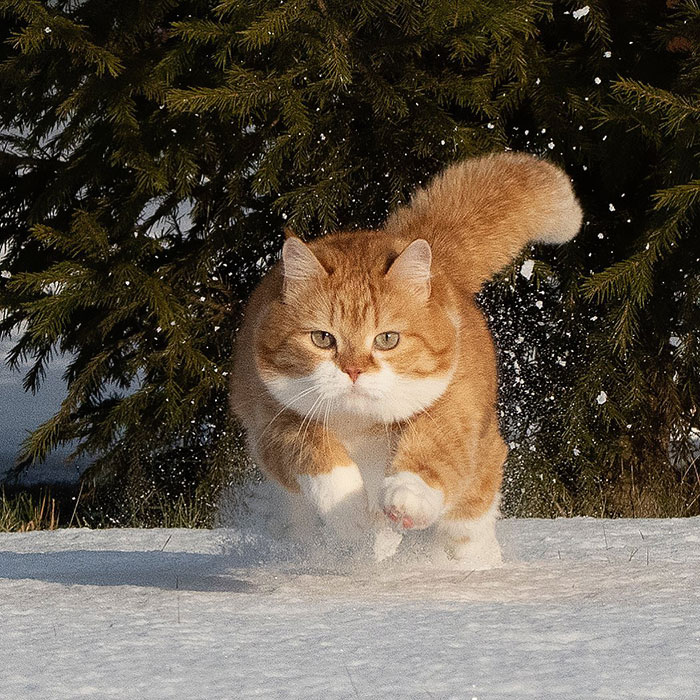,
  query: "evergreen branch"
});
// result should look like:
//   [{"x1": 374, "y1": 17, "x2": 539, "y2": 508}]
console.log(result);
[
  {"x1": 652, "y1": 180, "x2": 700, "y2": 215},
  {"x1": 581, "y1": 252, "x2": 654, "y2": 306},
  {"x1": 611, "y1": 79, "x2": 700, "y2": 135},
  {"x1": 609, "y1": 301, "x2": 640, "y2": 354},
  {"x1": 8, "y1": 13, "x2": 124, "y2": 77},
  {"x1": 237, "y1": 1, "x2": 308, "y2": 50},
  {"x1": 19, "y1": 410, "x2": 68, "y2": 464},
  {"x1": 169, "y1": 18, "x2": 232, "y2": 45},
  {"x1": 320, "y1": 37, "x2": 353, "y2": 88}
]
